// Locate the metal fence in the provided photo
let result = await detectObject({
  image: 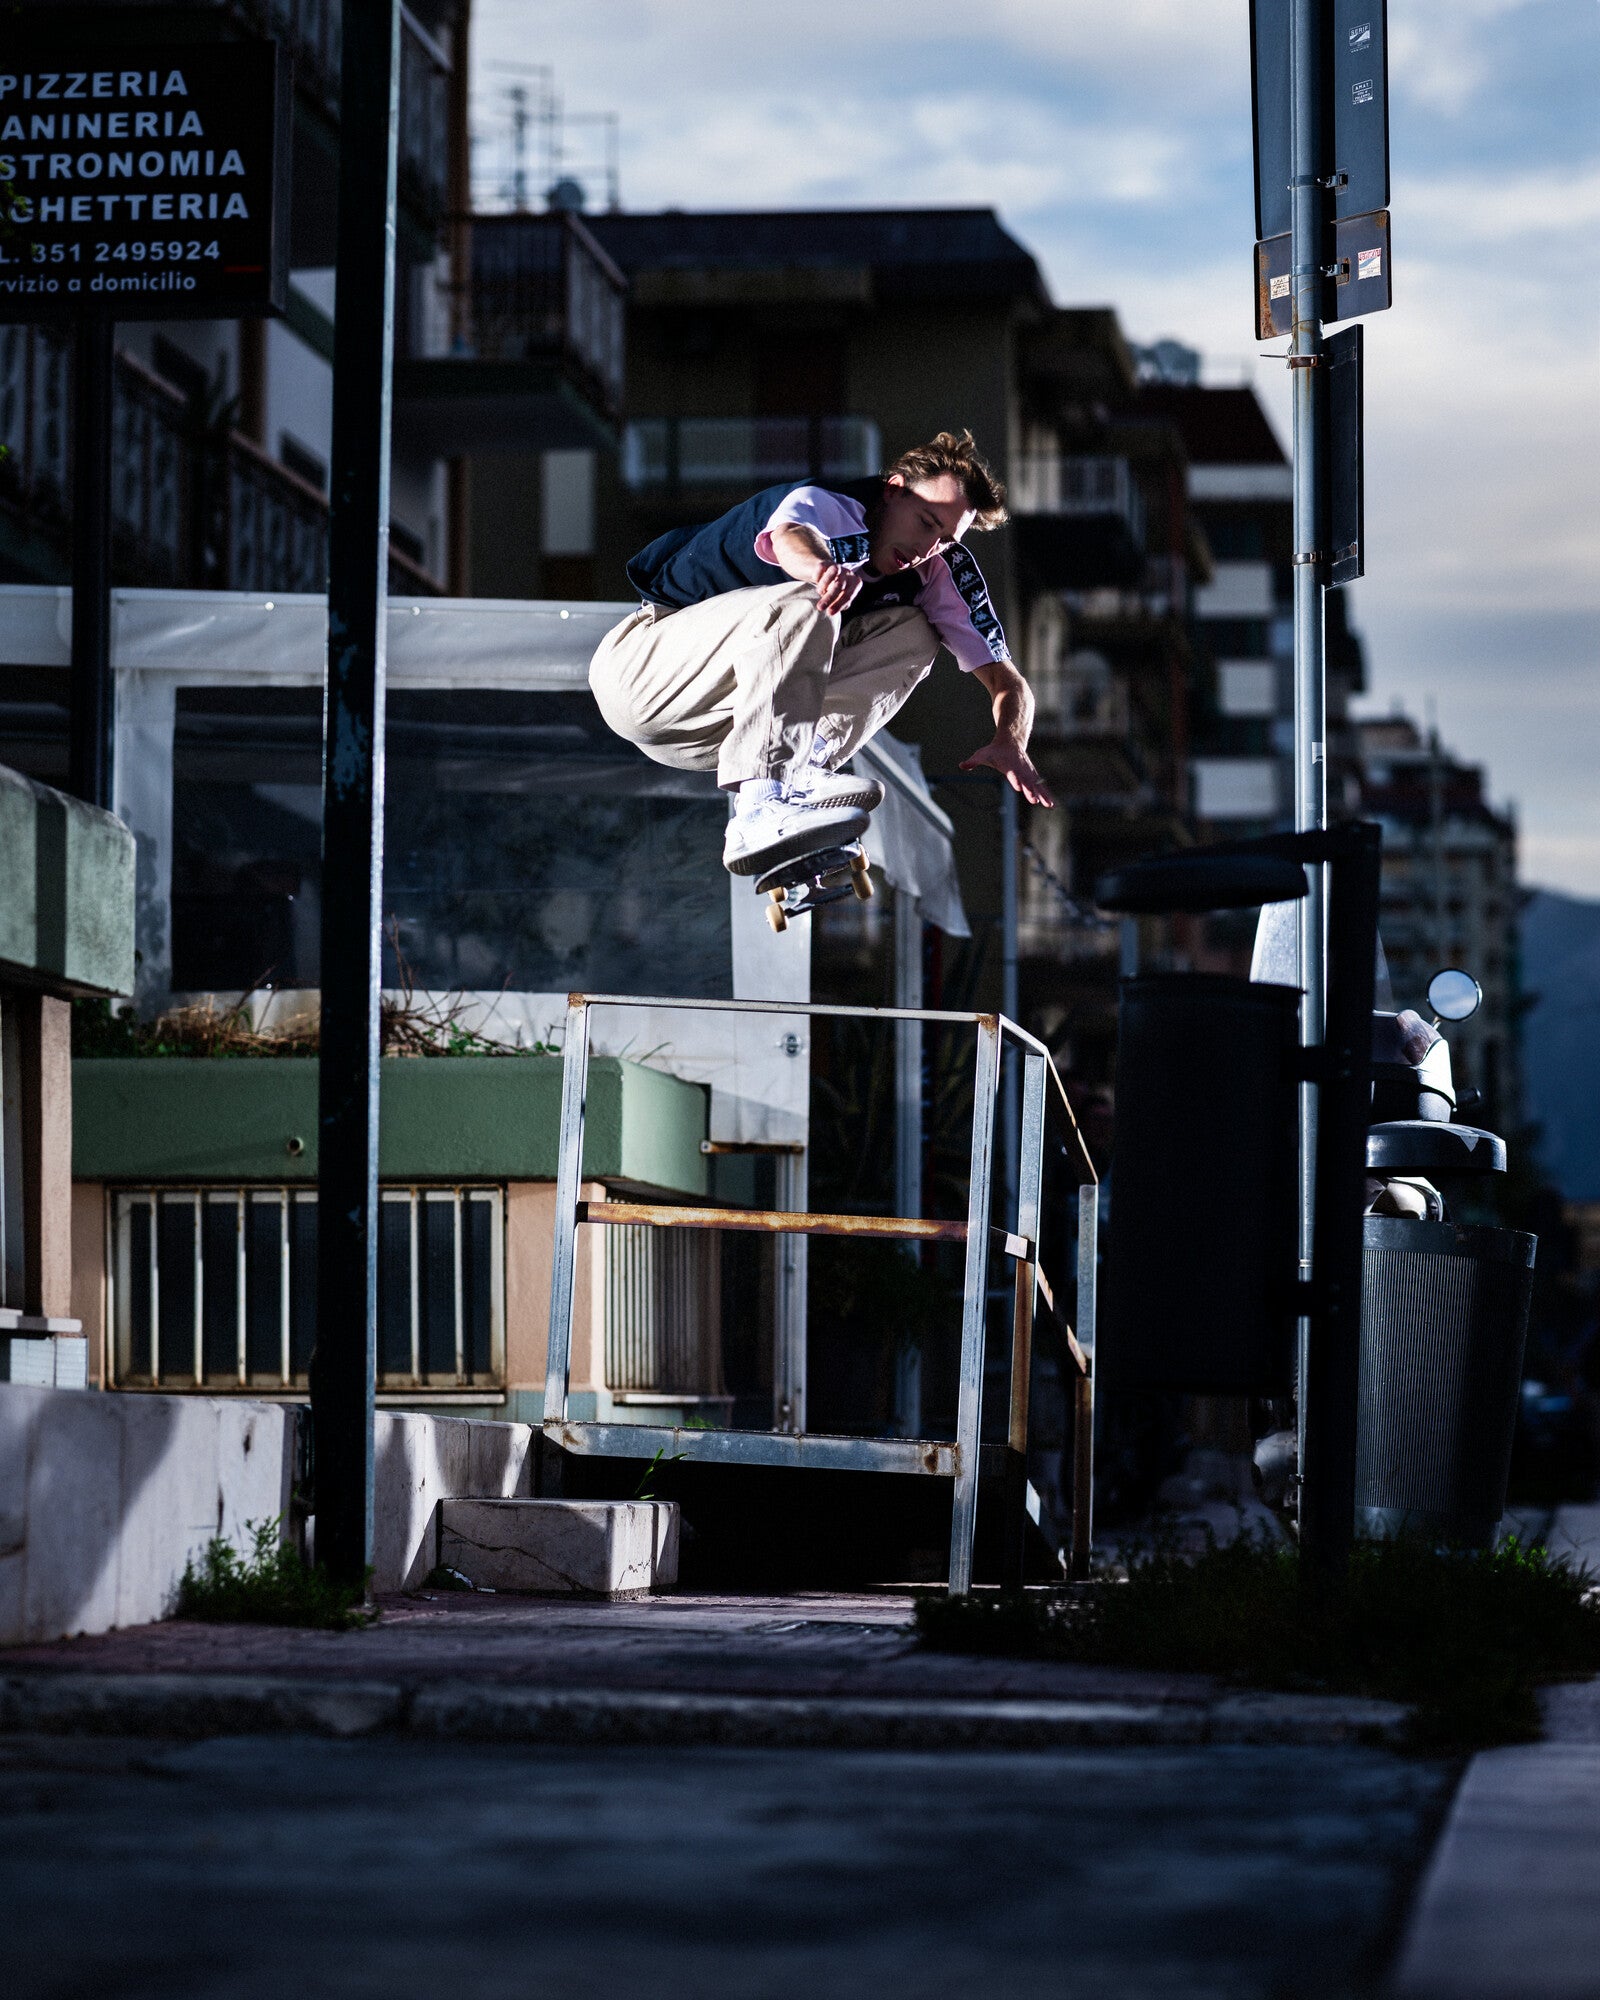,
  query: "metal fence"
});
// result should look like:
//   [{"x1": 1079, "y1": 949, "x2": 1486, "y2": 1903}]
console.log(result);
[
  {"x1": 0, "y1": 329, "x2": 442, "y2": 596},
  {"x1": 544, "y1": 994, "x2": 1099, "y2": 1595},
  {"x1": 110, "y1": 1185, "x2": 503, "y2": 1394},
  {"x1": 604, "y1": 1224, "x2": 724, "y2": 1401},
  {"x1": 422, "y1": 212, "x2": 625, "y2": 412}
]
